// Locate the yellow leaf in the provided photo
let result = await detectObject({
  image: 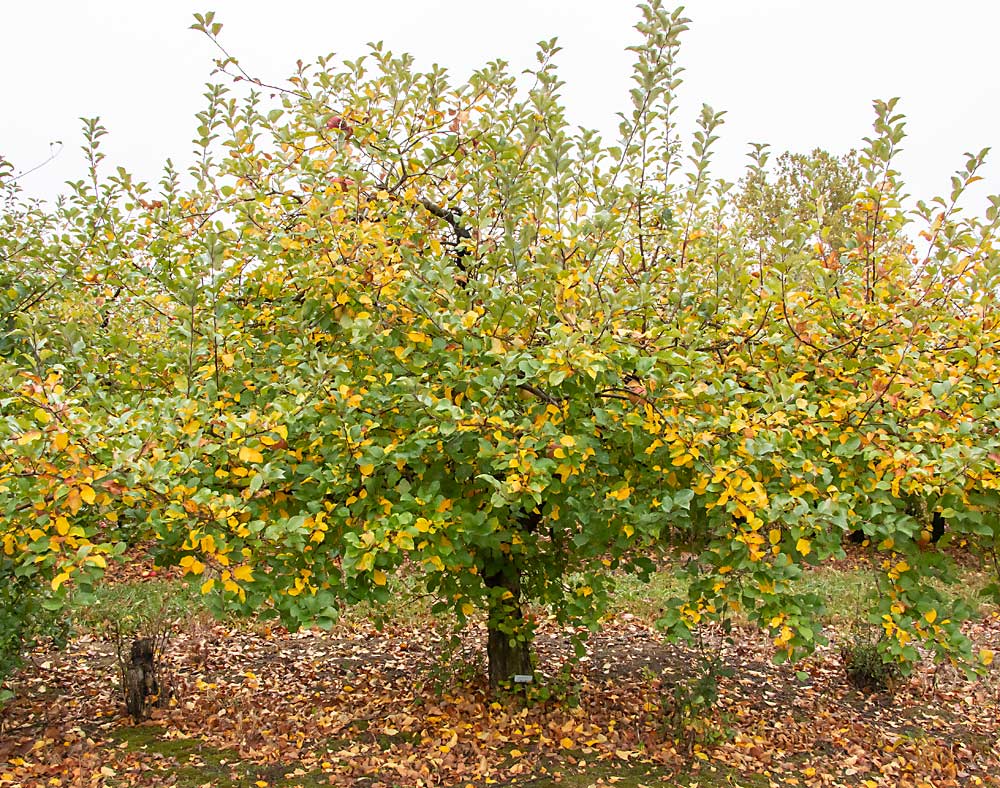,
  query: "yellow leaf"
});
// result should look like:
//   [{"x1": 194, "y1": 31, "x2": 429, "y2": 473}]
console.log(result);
[
  {"x1": 461, "y1": 602, "x2": 475, "y2": 617},
  {"x1": 239, "y1": 446, "x2": 264, "y2": 464},
  {"x1": 51, "y1": 571, "x2": 71, "y2": 591},
  {"x1": 980, "y1": 649, "x2": 995, "y2": 666},
  {"x1": 560, "y1": 435, "x2": 576, "y2": 447},
  {"x1": 924, "y1": 609, "x2": 937, "y2": 625},
  {"x1": 623, "y1": 524, "x2": 634, "y2": 538},
  {"x1": 796, "y1": 537, "x2": 811, "y2": 556},
  {"x1": 607, "y1": 486, "x2": 631, "y2": 501},
  {"x1": 393, "y1": 531, "x2": 414, "y2": 550},
  {"x1": 560, "y1": 737, "x2": 575, "y2": 749},
  {"x1": 180, "y1": 555, "x2": 206, "y2": 575},
  {"x1": 16, "y1": 430, "x2": 41, "y2": 446},
  {"x1": 54, "y1": 516, "x2": 70, "y2": 536},
  {"x1": 769, "y1": 528, "x2": 781, "y2": 545},
  {"x1": 53, "y1": 432, "x2": 69, "y2": 451},
  {"x1": 66, "y1": 488, "x2": 82, "y2": 515},
  {"x1": 79, "y1": 485, "x2": 96, "y2": 505},
  {"x1": 373, "y1": 570, "x2": 387, "y2": 586},
  {"x1": 359, "y1": 463, "x2": 374, "y2": 477},
  {"x1": 233, "y1": 565, "x2": 254, "y2": 582},
  {"x1": 201, "y1": 578, "x2": 216, "y2": 594},
  {"x1": 88, "y1": 554, "x2": 107, "y2": 569}
]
